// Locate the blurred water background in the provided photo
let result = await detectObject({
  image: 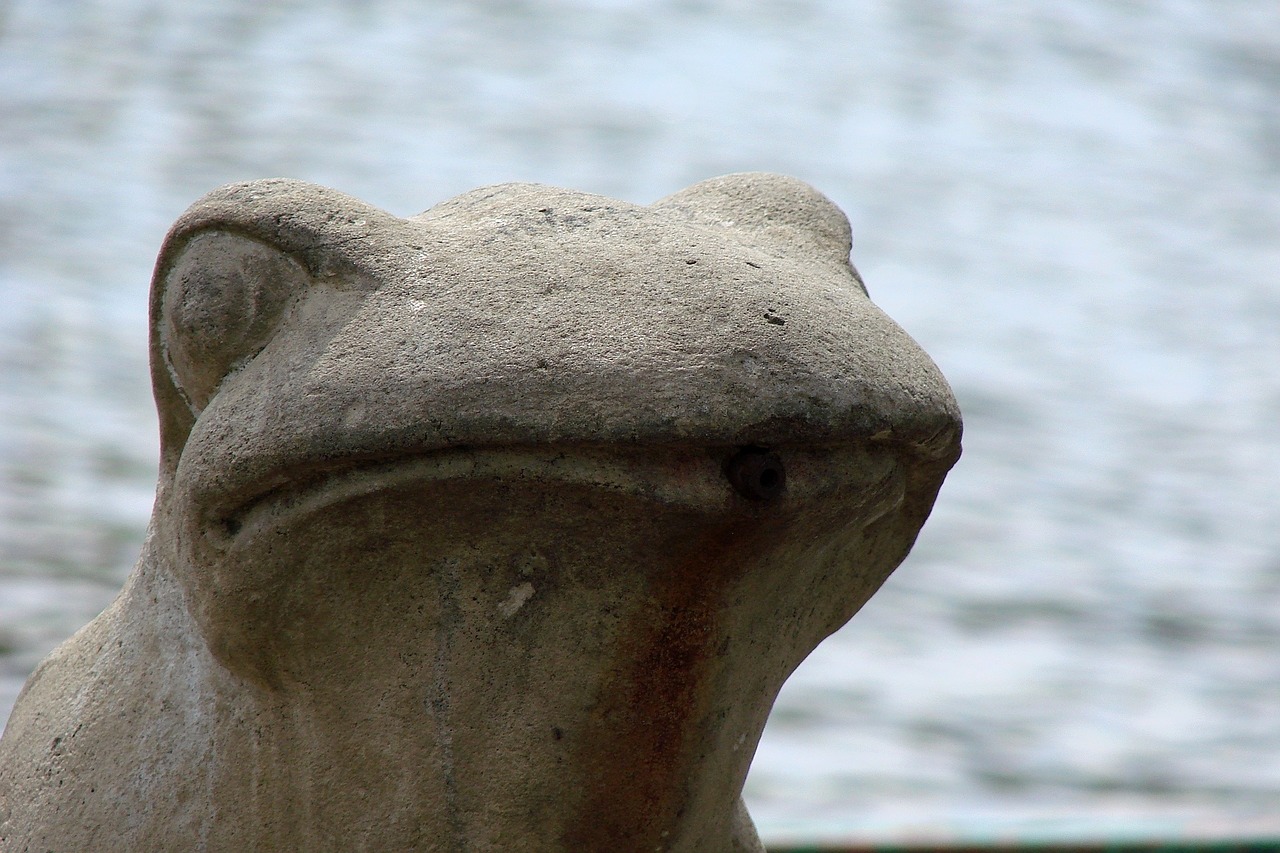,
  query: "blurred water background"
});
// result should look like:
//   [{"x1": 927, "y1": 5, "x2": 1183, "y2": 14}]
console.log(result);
[{"x1": 2, "y1": 0, "x2": 1279, "y2": 841}]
